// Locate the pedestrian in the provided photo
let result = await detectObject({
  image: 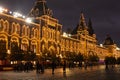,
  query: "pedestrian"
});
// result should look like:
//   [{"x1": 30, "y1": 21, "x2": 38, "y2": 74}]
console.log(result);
[
  {"x1": 68, "y1": 62, "x2": 71, "y2": 69},
  {"x1": 51, "y1": 61, "x2": 55, "y2": 74},
  {"x1": 84, "y1": 61, "x2": 88, "y2": 70},
  {"x1": 25, "y1": 62, "x2": 30, "y2": 72},
  {"x1": 63, "y1": 60, "x2": 66, "y2": 73},
  {"x1": 41, "y1": 62, "x2": 44, "y2": 73},
  {"x1": 78, "y1": 61, "x2": 82, "y2": 69},
  {"x1": 36, "y1": 61, "x2": 41, "y2": 73},
  {"x1": 104, "y1": 59, "x2": 109, "y2": 70}
]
